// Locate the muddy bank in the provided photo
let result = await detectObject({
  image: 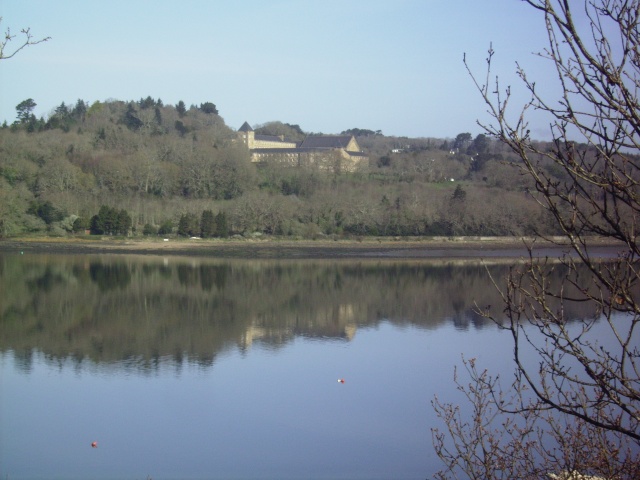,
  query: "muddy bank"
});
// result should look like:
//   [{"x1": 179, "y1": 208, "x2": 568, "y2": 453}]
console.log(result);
[{"x1": 0, "y1": 236, "x2": 626, "y2": 259}]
